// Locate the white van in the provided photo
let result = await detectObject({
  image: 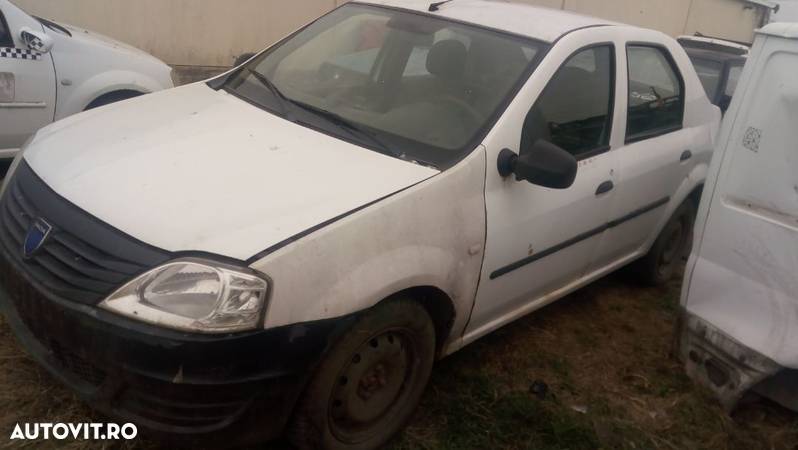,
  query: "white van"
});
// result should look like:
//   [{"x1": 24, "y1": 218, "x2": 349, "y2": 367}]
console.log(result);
[{"x1": 680, "y1": 22, "x2": 798, "y2": 412}]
